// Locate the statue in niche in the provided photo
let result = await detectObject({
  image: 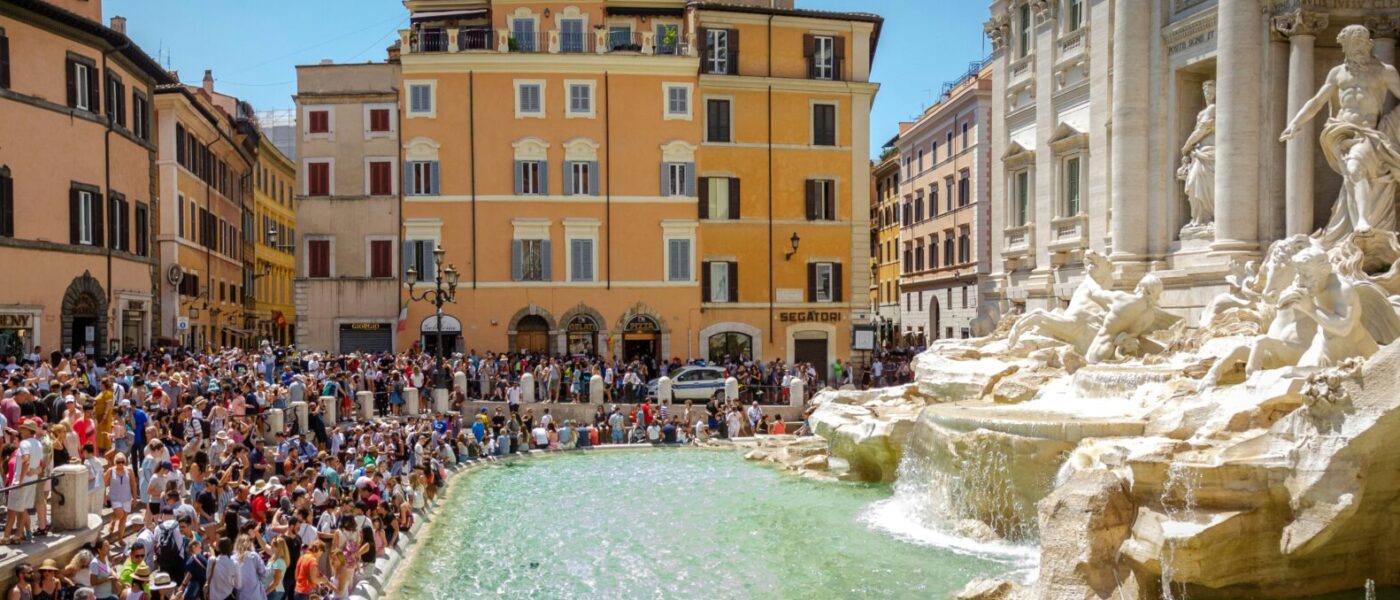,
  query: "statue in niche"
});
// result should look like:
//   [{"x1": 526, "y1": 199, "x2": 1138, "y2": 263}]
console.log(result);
[
  {"x1": 1177, "y1": 80, "x2": 1216, "y2": 234},
  {"x1": 1006, "y1": 251, "x2": 1114, "y2": 354},
  {"x1": 1084, "y1": 274, "x2": 1180, "y2": 364},
  {"x1": 1281, "y1": 25, "x2": 1400, "y2": 245}
]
